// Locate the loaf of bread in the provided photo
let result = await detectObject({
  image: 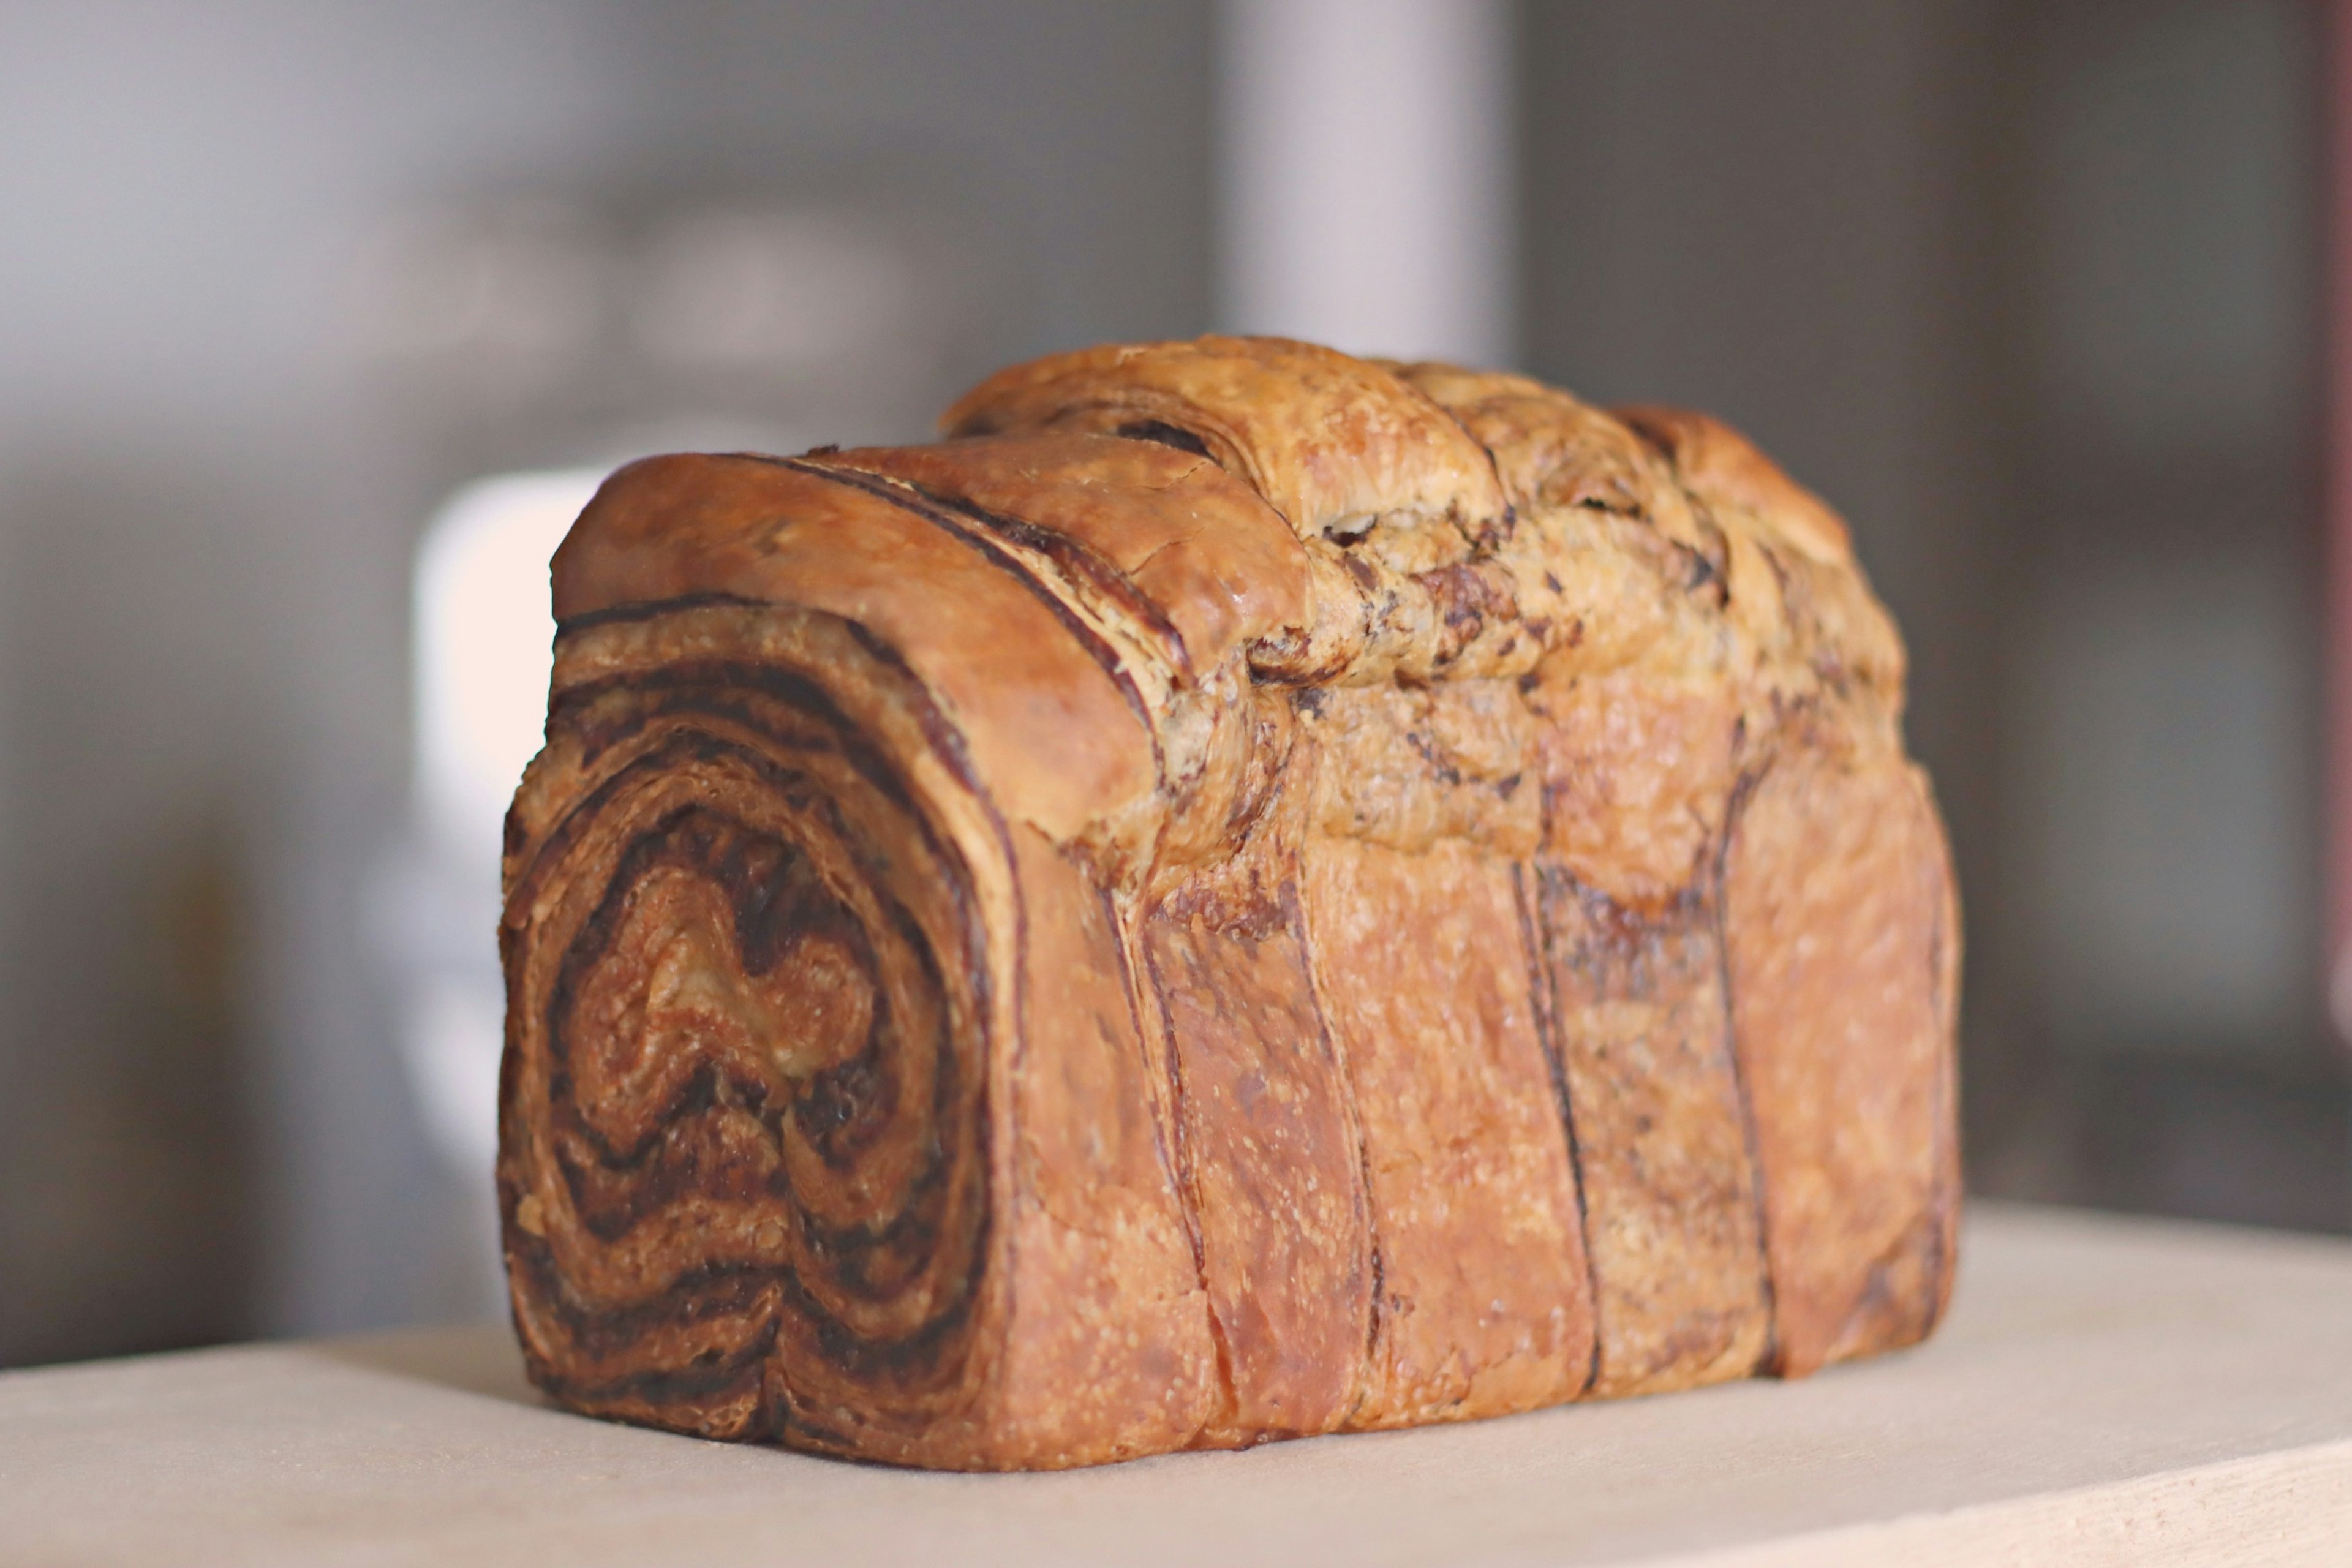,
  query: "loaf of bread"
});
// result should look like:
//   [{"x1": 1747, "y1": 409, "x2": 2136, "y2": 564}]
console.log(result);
[{"x1": 498, "y1": 335, "x2": 1959, "y2": 1470}]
